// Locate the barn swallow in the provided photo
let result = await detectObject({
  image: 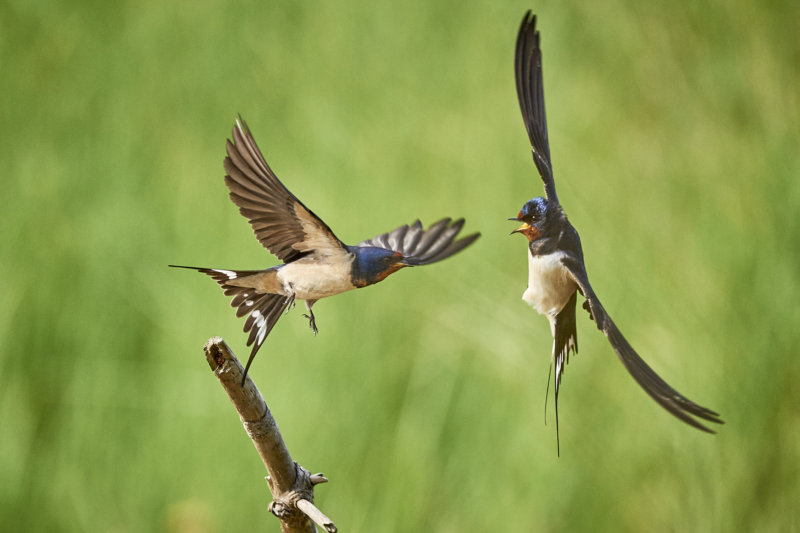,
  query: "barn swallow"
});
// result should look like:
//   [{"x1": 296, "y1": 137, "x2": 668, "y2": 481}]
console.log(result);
[
  {"x1": 172, "y1": 118, "x2": 479, "y2": 382},
  {"x1": 510, "y1": 12, "x2": 722, "y2": 452}
]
